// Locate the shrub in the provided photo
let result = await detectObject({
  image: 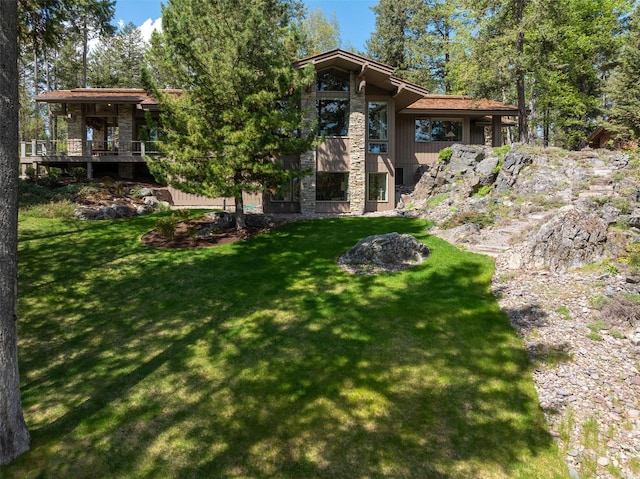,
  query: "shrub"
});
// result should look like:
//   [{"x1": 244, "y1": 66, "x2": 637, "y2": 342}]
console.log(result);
[
  {"x1": 438, "y1": 147, "x2": 453, "y2": 164},
  {"x1": 40, "y1": 167, "x2": 61, "y2": 187},
  {"x1": 155, "y1": 215, "x2": 177, "y2": 241},
  {"x1": 475, "y1": 185, "x2": 493, "y2": 197},
  {"x1": 68, "y1": 167, "x2": 87, "y2": 182},
  {"x1": 493, "y1": 145, "x2": 511, "y2": 158},
  {"x1": 25, "y1": 165, "x2": 37, "y2": 182},
  {"x1": 440, "y1": 211, "x2": 494, "y2": 229}
]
